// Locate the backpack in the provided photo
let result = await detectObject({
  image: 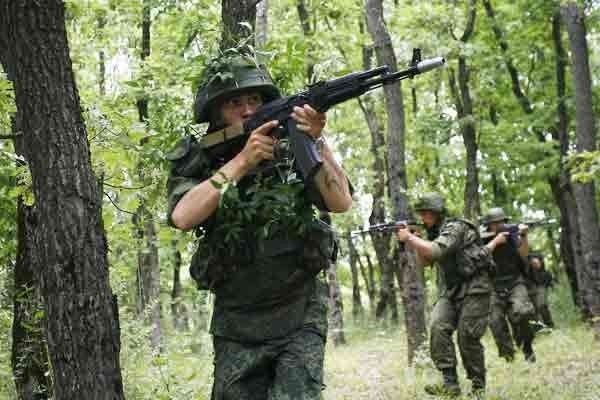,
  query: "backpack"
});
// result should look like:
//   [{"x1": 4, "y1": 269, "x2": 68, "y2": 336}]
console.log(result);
[{"x1": 454, "y1": 219, "x2": 495, "y2": 278}]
